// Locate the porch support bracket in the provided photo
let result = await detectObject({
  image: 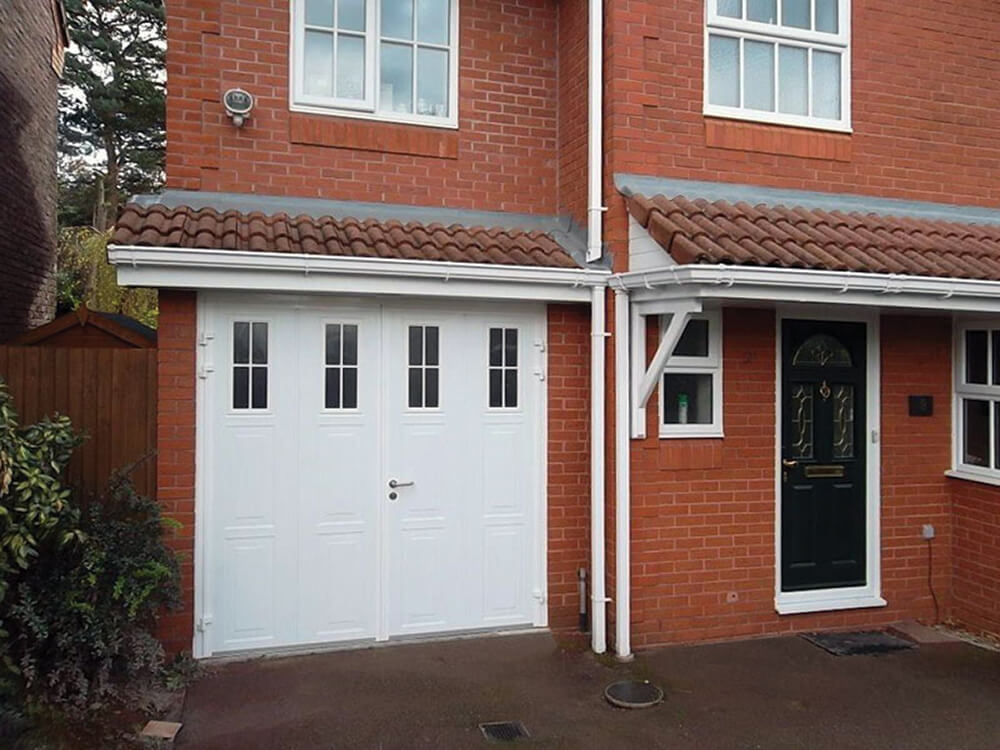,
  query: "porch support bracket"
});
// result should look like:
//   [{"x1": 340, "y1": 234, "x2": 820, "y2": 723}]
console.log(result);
[{"x1": 630, "y1": 299, "x2": 702, "y2": 439}]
